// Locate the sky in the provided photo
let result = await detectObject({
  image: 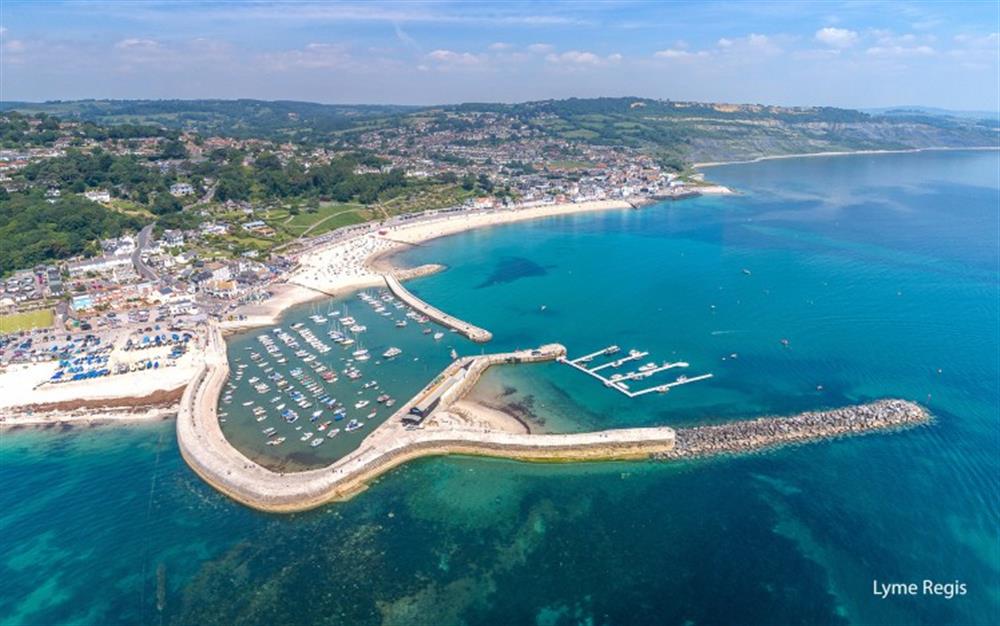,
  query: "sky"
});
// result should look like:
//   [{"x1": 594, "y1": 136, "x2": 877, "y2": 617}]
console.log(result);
[{"x1": 2, "y1": 1, "x2": 998, "y2": 110}]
